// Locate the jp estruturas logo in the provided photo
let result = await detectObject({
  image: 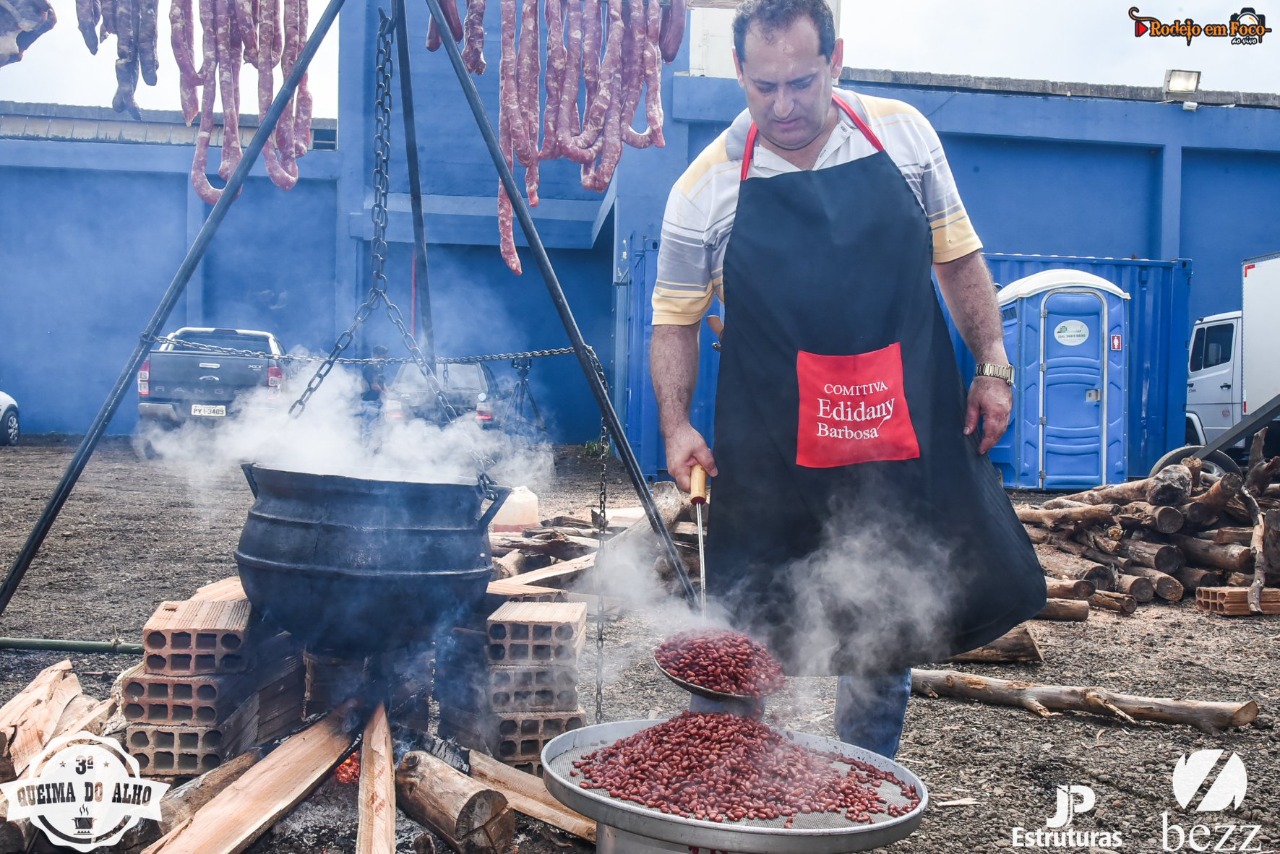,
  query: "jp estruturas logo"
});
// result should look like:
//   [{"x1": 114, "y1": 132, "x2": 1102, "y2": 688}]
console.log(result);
[
  {"x1": 0, "y1": 733, "x2": 170, "y2": 852},
  {"x1": 1010, "y1": 784, "x2": 1125, "y2": 849},
  {"x1": 1162, "y1": 750, "x2": 1263, "y2": 852},
  {"x1": 1129, "y1": 7, "x2": 1271, "y2": 44}
]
